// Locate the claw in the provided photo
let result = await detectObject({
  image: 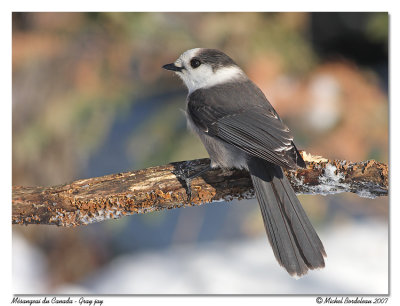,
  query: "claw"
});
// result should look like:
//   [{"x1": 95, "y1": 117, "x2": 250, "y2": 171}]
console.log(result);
[
  {"x1": 184, "y1": 173, "x2": 193, "y2": 203},
  {"x1": 173, "y1": 162, "x2": 211, "y2": 204}
]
